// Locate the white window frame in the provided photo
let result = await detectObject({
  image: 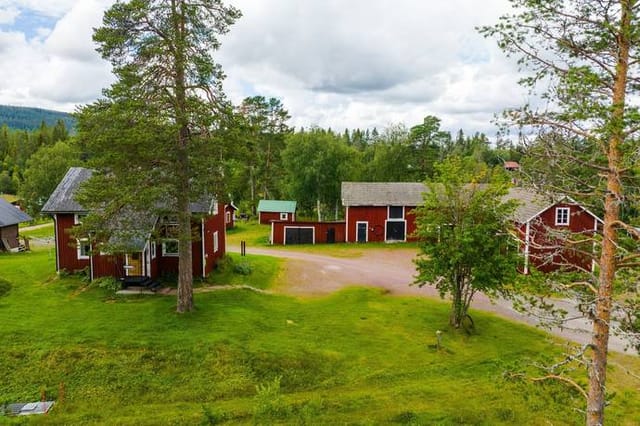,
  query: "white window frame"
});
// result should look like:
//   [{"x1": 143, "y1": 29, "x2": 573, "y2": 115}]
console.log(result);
[
  {"x1": 356, "y1": 221, "x2": 368, "y2": 243},
  {"x1": 151, "y1": 241, "x2": 156, "y2": 259},
  {"x1": 555, "y1": 207, "x2": 570, "y2": 226},
  {"x1": 74, "y1": 214, "x2": 86, "y2": 225},
  {"x1": 212, "y1": 201, "x2": 219, "y2": 215},
  {"x1": 388, "y1": 206, "x2": 404, "y2": 220},
  {"x1": 225, "y1": 211, "x2": 231, "y2": 224},
  {"x1": 213, "y1": 231, "x2": 219, "y2": 253},
  {"x1": 77, "y1": 238, "x2": 90, "y2": 260},
  {"x1": 162, "y1": 239, "x2": 179, "y2": 257},
  {"x1": 280, "y1": 212, "x2": 288, "y2": 221}
]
